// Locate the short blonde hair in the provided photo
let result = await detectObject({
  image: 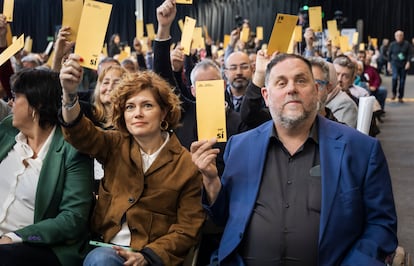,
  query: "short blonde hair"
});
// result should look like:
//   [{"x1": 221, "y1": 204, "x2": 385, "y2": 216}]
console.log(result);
[{"x1": 112, "y1": 71, "x2": 181, "y2": 134}]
